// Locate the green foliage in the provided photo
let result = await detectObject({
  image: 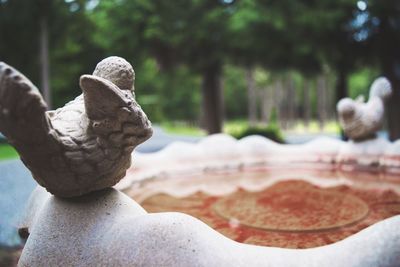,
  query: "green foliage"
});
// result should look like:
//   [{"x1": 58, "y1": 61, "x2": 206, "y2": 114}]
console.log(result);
[
  {"x1": 269, "y1": 108, "x2": 279, "y2": 127},
  {"x1": 161, "y1": 122, "x2": 206, "y2": 137},
  {"x1": 1, "y1": 0, "x2": 399, "y2": 134},
  {"x1": 228, "y1": 0, "x2": 325, "y2": 74},
  {"x1": 135, "y1": 59, "x2": 201, "y2": 122},
  {"x1": 223, "y1": 65, "x2": 248, "y2": 119},
  {"x1": 230, "y1": 124, "x2": 285, "y2": 143},
  {"x1": 157, "y1": 67, "x2": 201, "y2": 122},
  {"x1": 0, "y1": 0, "x2": 103, "y2": 108},
  {"x1": 92, "y1": 0, "x2": 232, "y2": 71},
  {"x1": 230, "y1": 107, "x2": 285, "y2": 143},
  {"x1": 0, "y1": 144, "x2": 18, "y2": 160},
  {"x1": 348, "y1": 68, "x2": 380, "y2": 99},
  {"x1": 254, "y1": 68, "x2": 271, "y2": 88}
]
